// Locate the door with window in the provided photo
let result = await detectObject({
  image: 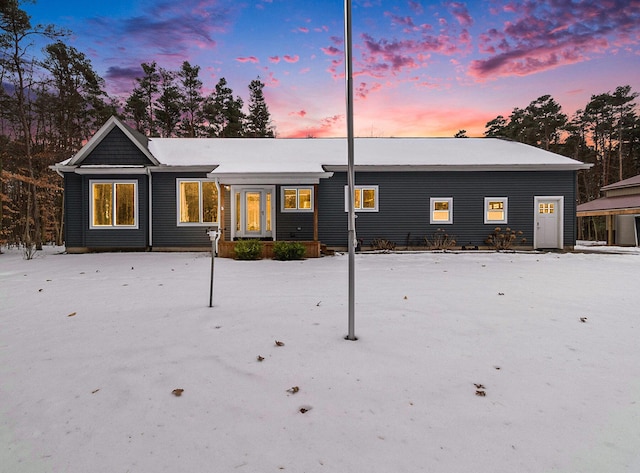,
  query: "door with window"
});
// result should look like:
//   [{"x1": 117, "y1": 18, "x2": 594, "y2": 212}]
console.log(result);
[
  {"x1": 534, "y1": 196, "x2": 563, "y2": 249},
  {"x1": 232, "y1": 186, "x2": 274, "y2": 239}
]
